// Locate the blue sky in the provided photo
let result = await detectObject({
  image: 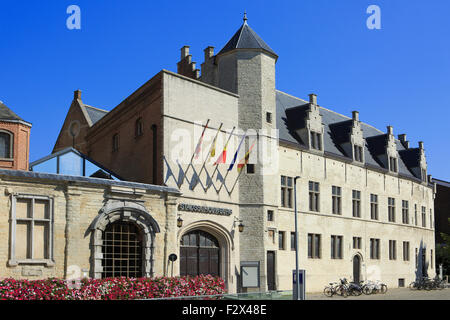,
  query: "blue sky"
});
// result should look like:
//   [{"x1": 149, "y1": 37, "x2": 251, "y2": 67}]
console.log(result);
[{"x1": 0, "y1": 1, "x2": 449, "y2": 180}]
